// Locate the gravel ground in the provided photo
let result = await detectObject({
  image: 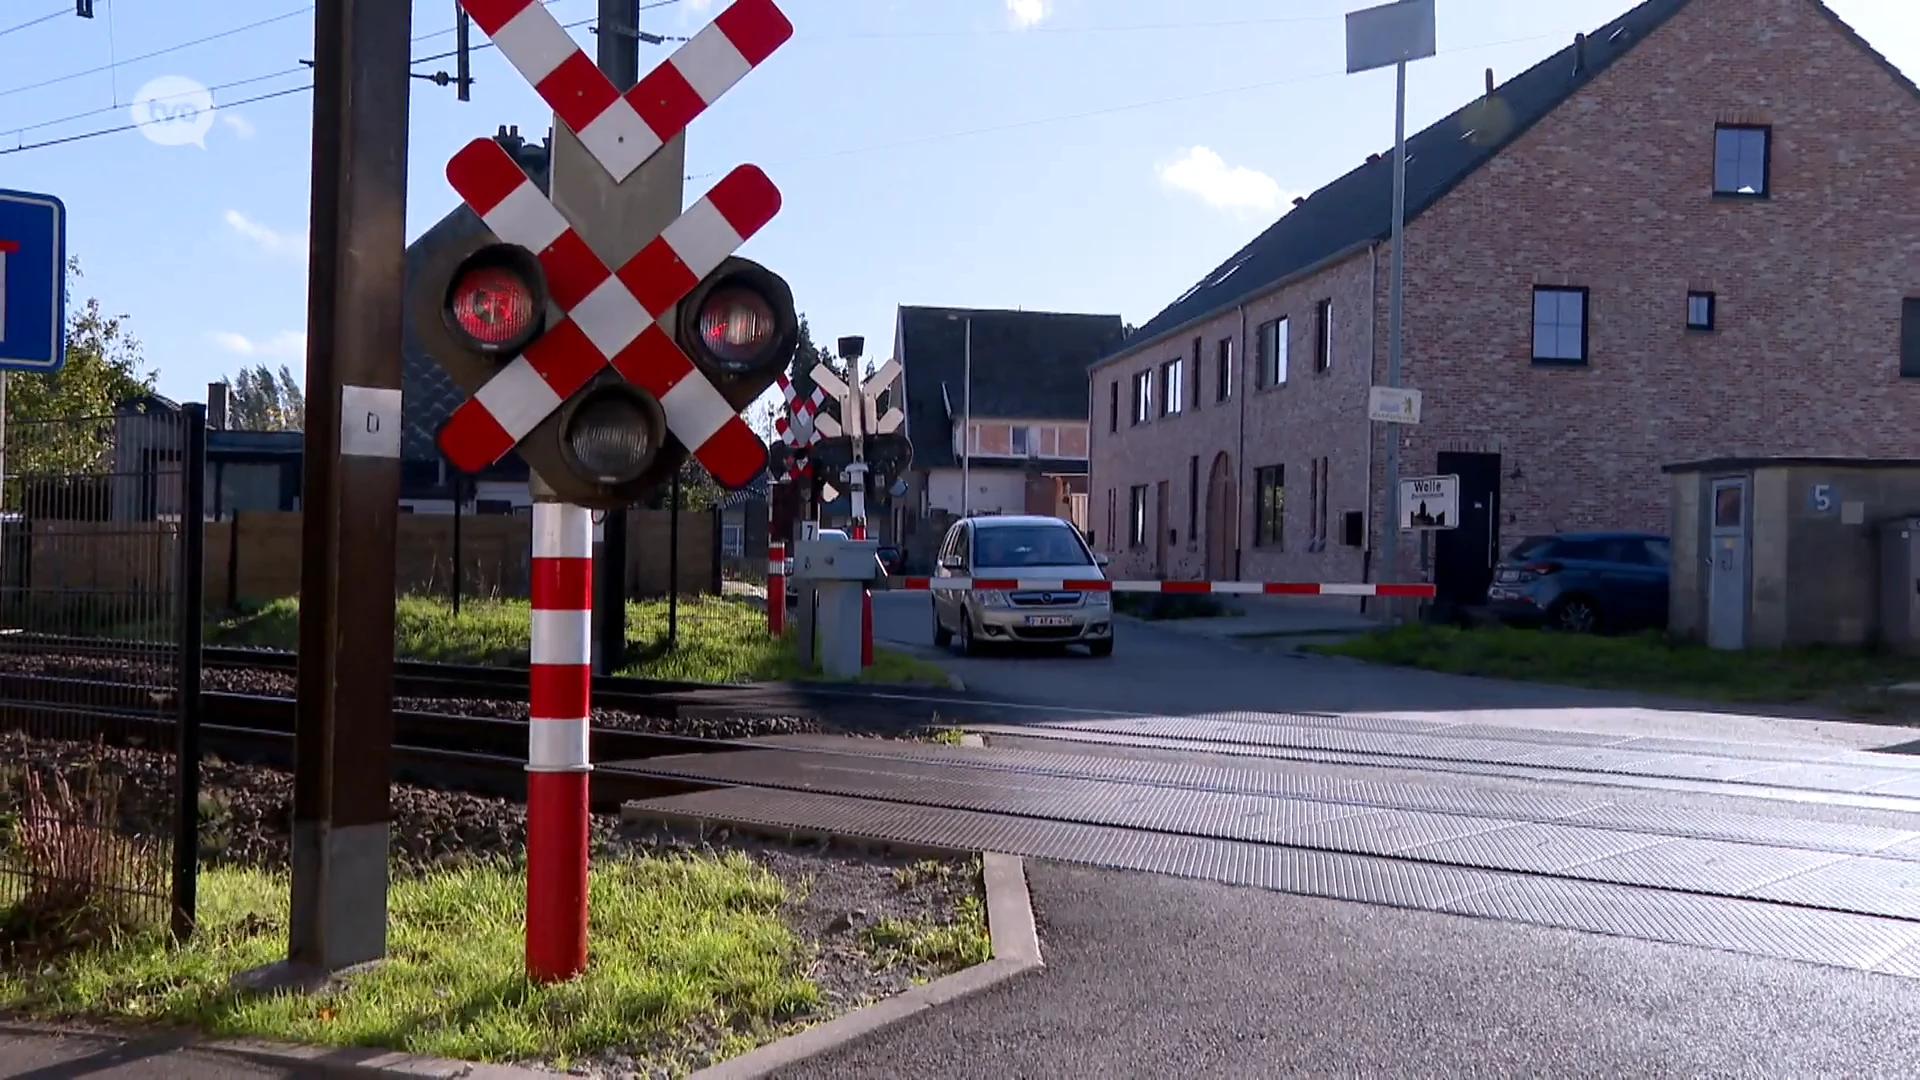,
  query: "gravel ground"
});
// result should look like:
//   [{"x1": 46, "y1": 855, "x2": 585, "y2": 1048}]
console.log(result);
[{"x1": 0, "y1": 732, "x2": 989, "y2": 1079}]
